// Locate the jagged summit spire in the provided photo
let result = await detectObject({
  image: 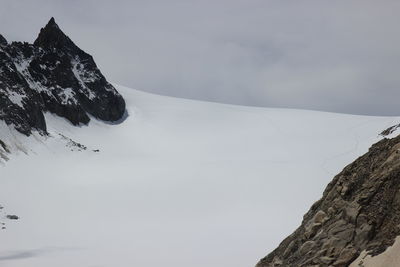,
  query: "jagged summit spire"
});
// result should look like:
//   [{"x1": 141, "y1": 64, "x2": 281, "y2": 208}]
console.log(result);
[
  {"x1": 48, "y1": 17, "x2": 57, "y2": 26},
  {"x1": 44, "y1": 17, "x2": 60, "y2": 31},
  {"x1": 33, "y1": 17, "x2": 77, "y2": 50}
]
